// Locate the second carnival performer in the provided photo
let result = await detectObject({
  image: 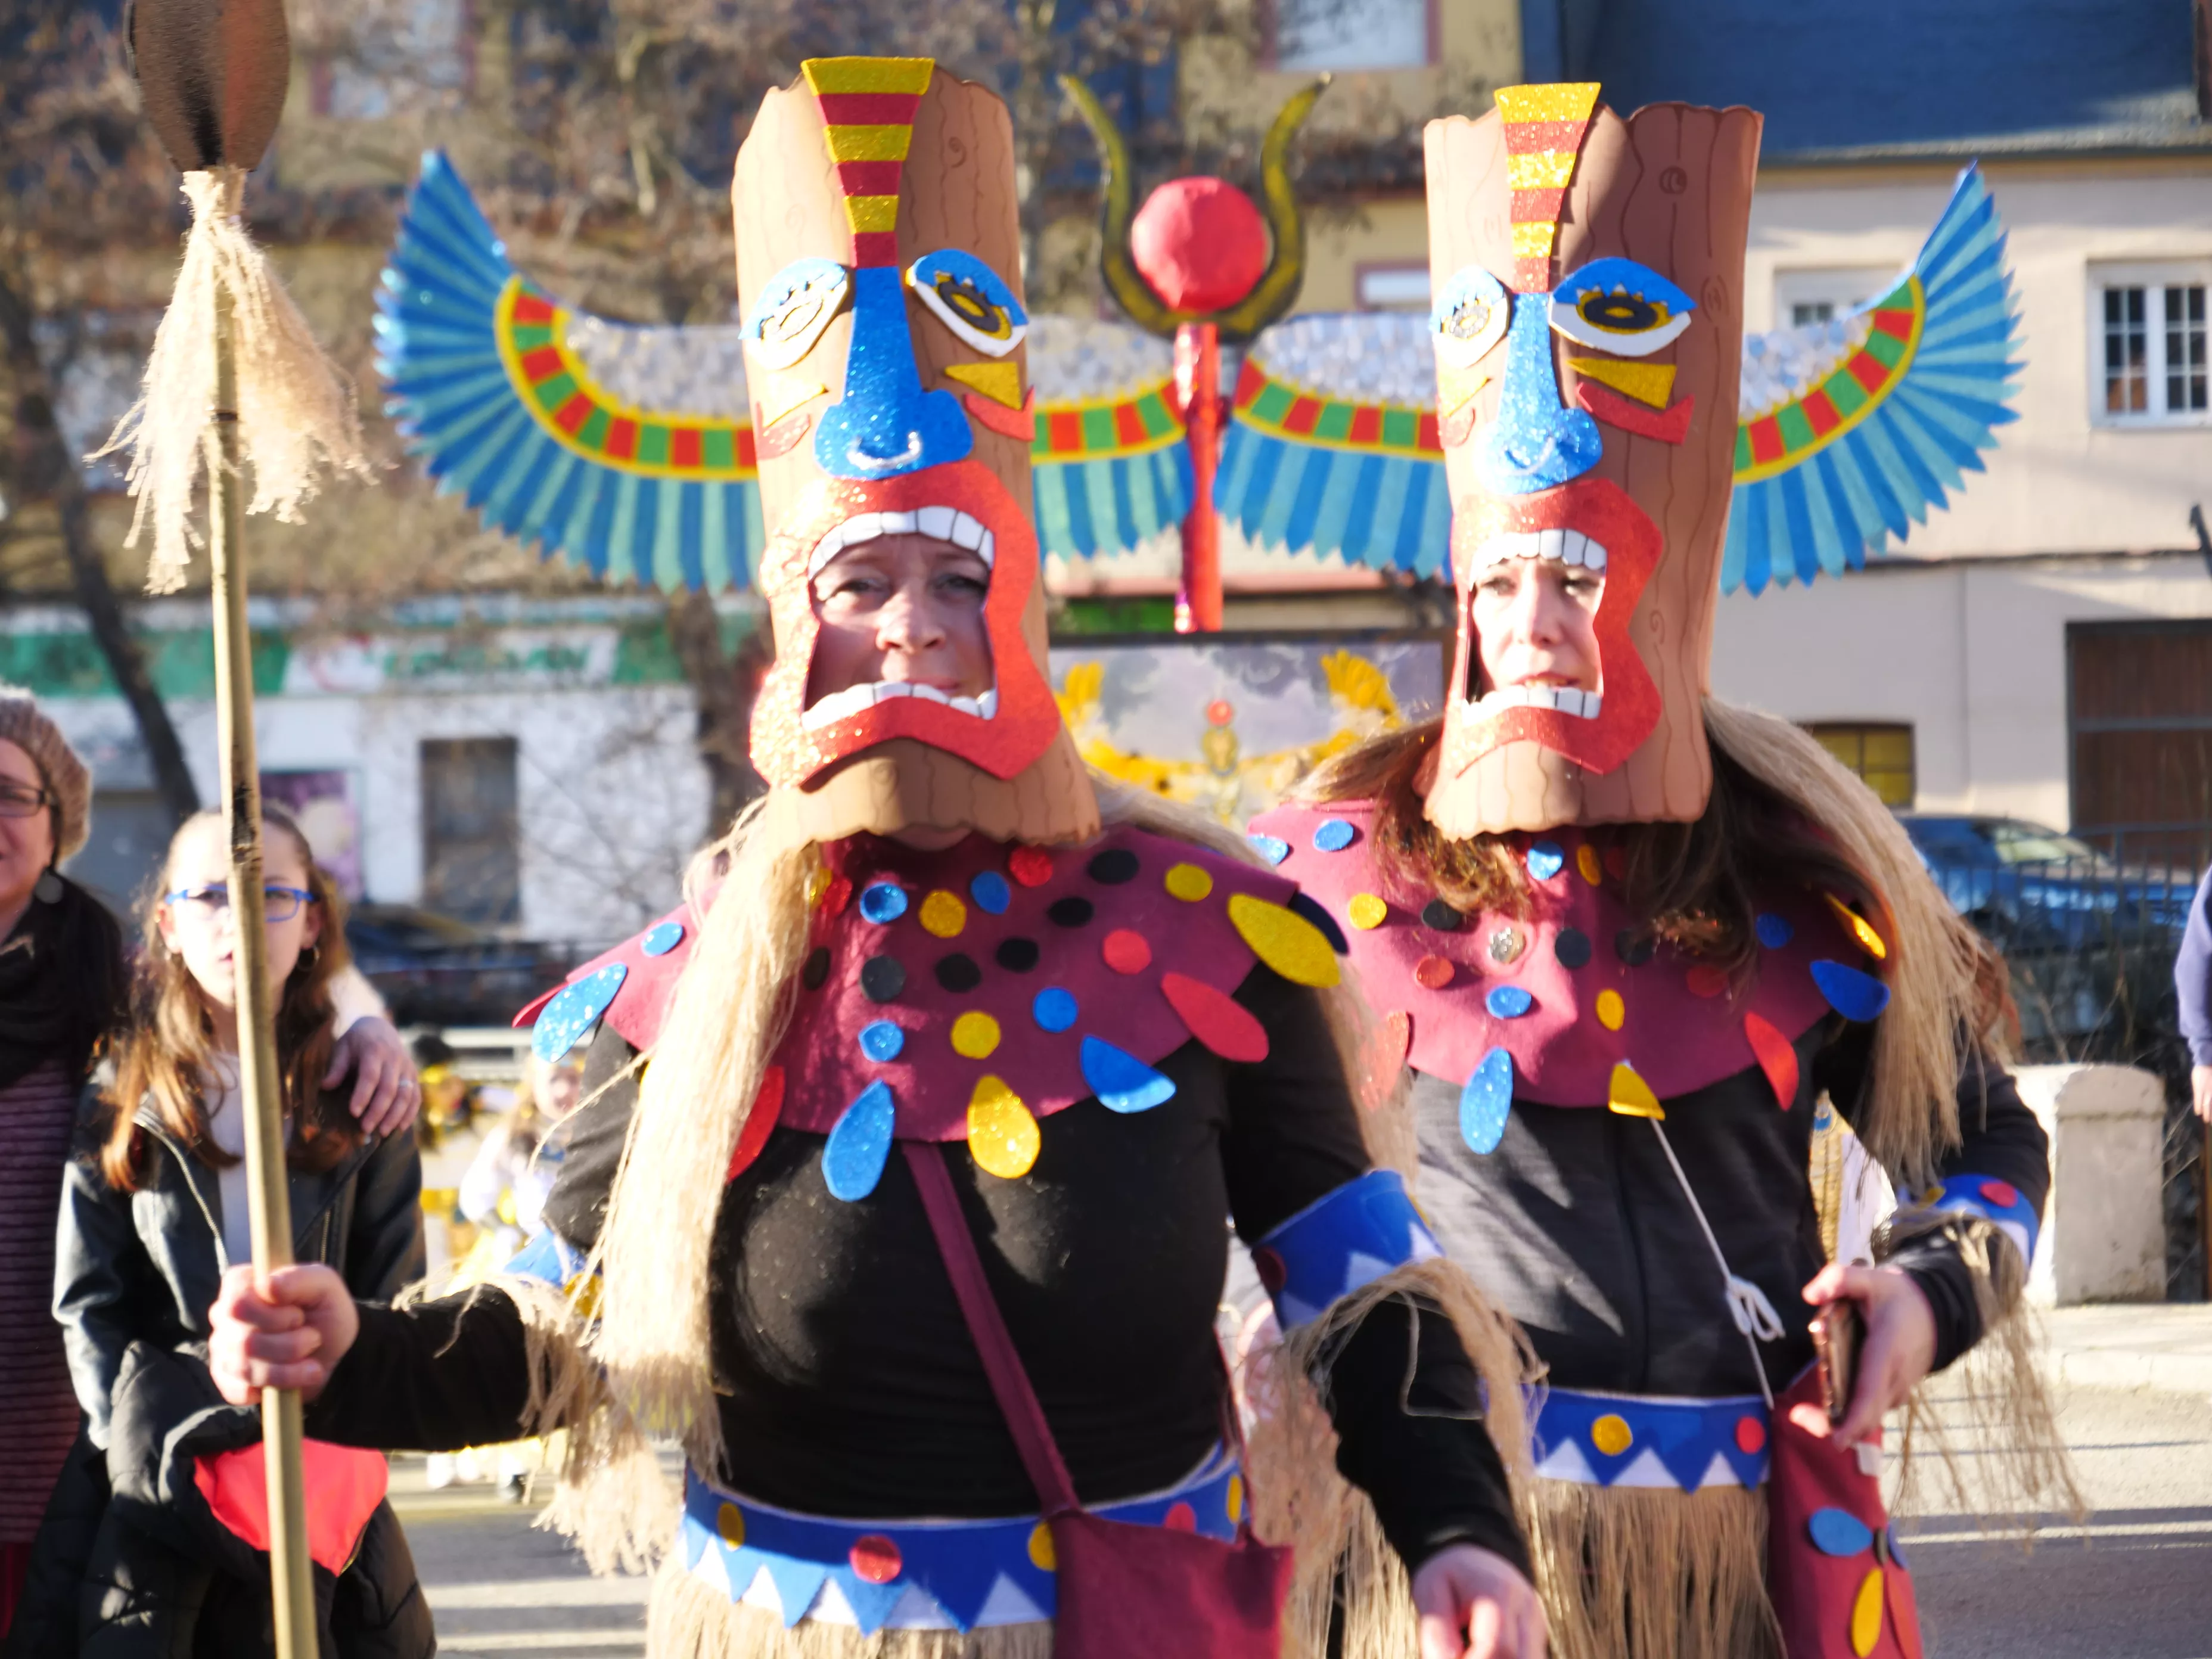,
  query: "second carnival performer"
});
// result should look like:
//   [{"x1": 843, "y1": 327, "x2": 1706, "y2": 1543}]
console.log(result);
[
  {"x1": 1254, "y1": 85, "x2": 2076, "y2": 1659},
  {"x1": 209, "y1": 60, "x2": 1549, "y2": 1659}
]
